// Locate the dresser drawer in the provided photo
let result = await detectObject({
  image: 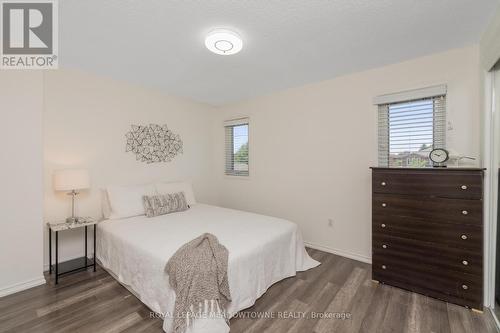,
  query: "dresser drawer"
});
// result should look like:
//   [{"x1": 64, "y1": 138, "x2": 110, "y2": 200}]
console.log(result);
[
  {"x1": 372, "y1": 170, "x2": 483, "y2": 199},
  {"x1": 372, "y1": 253, "x2": 482, "y2": 292},
  {"x1": 372, "y1": 265, "x2": 482, "y2": 309},
  {"x1": 373, "y1": 235, "x2": 482, "y2": 276},
  {"x1": 373, "y1": 194, "x2": 482, "y2": 226},
  {"x1": 373, "y1": 215, "x2": 482, "y2": 250}
]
